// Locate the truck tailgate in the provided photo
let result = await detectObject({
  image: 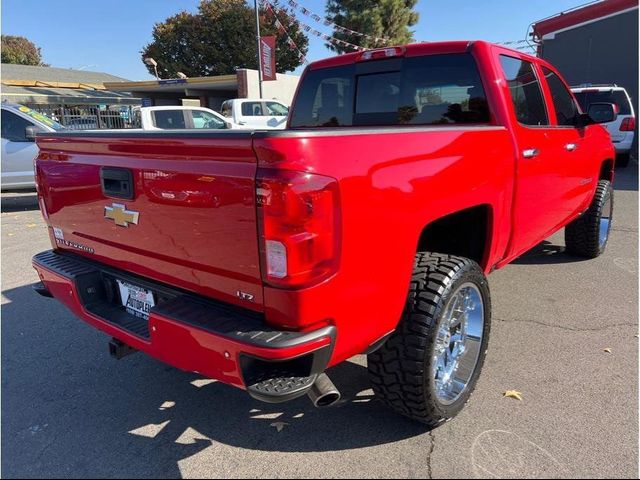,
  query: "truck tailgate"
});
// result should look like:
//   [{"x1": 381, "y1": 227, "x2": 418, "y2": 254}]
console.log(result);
[{"x1": 35, "y1": 132, "x2": 263, "y2": 310}]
